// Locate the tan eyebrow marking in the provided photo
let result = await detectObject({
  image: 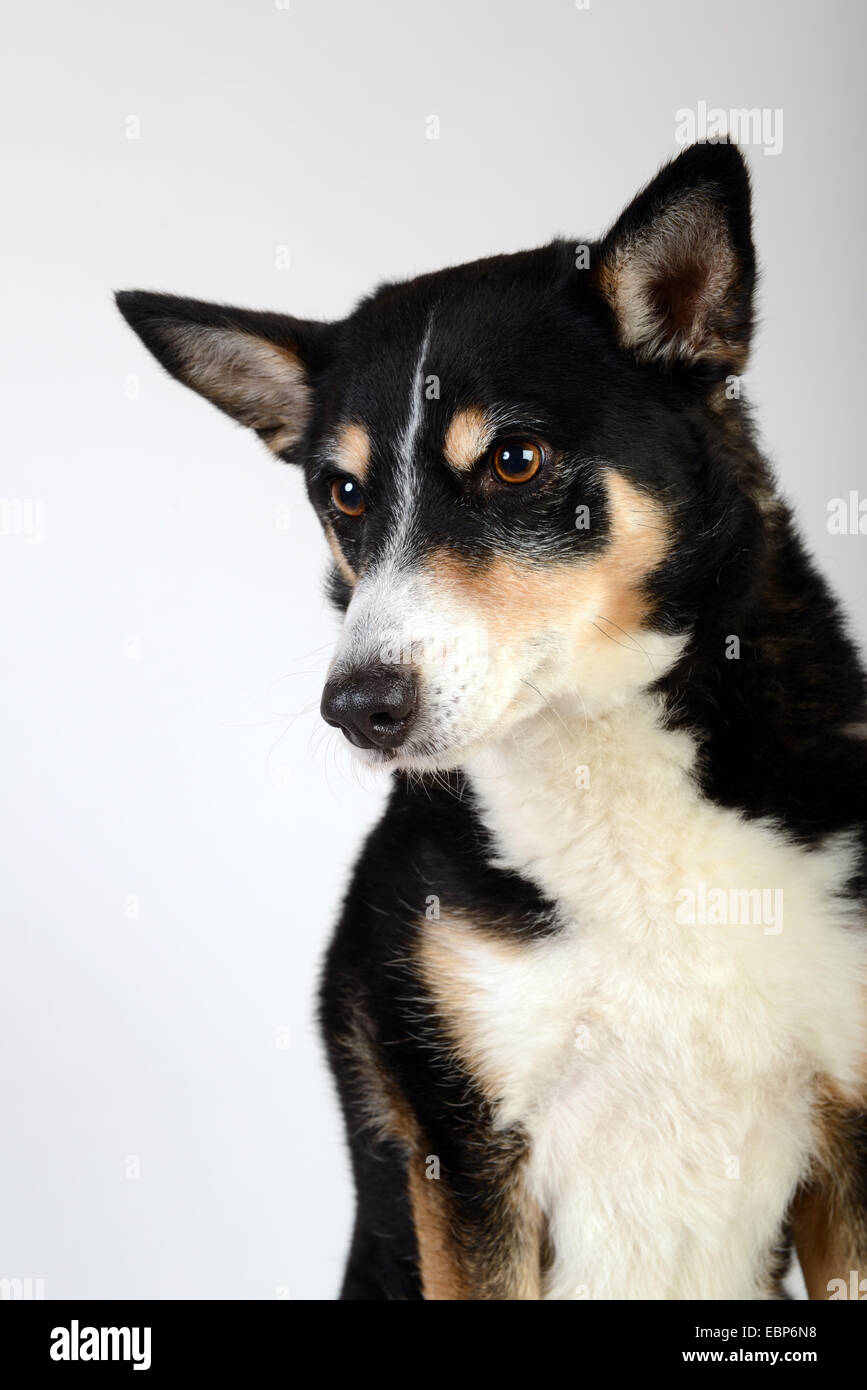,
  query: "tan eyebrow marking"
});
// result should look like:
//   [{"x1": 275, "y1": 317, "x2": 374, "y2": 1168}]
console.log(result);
[
  {"x1": 330, "y1": 421, "x2": 371, "y2": 483},
  {"x1": 443, "y1": 406, "x2": 495, "y2": 474}
]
